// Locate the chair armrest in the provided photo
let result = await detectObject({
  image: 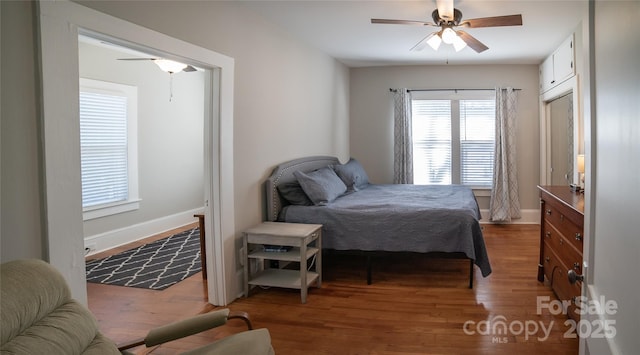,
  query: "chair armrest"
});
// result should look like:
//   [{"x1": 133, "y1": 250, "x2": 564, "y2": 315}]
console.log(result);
[
  {"x1": 118, "y1": 308, "x2": 238, "y2": 350},
  {"x1": 227, "y1": 310, "x2": 253, "y2": 330}
]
